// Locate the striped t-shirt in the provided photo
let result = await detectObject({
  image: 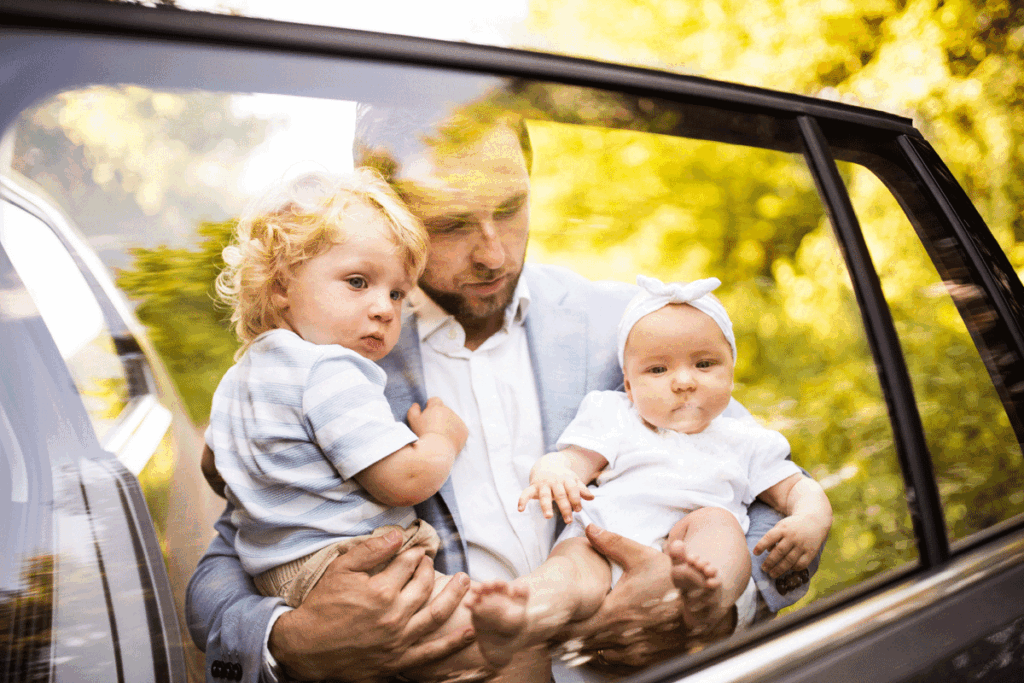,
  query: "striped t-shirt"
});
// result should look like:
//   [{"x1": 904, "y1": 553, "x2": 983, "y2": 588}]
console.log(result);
[{"x1": 207, "y1": 328, "x2": 418, "y2": 576}]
